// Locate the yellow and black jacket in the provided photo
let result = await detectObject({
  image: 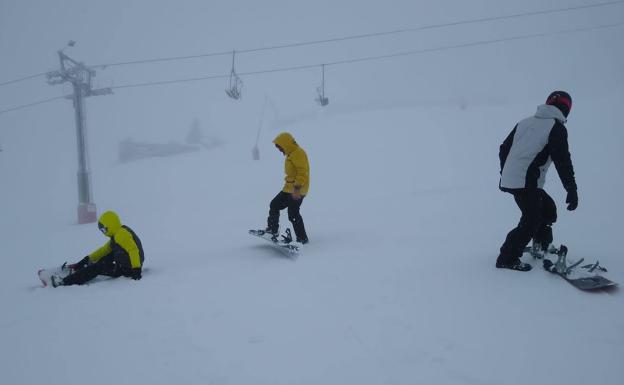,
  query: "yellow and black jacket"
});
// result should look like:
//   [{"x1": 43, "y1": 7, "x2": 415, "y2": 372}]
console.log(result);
[
  {"x1": 90, "y1": 211, "x2": 144, "y2": 270},
  {"x1": 273, "y1": 132, "x2": 310, "y2": 195}
]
